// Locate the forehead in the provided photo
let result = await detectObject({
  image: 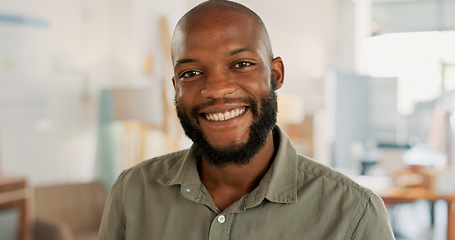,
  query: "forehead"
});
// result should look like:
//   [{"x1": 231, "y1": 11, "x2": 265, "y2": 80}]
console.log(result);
[{"x1": 172, "y1": 7, "x2": 265, "y2": 60}]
